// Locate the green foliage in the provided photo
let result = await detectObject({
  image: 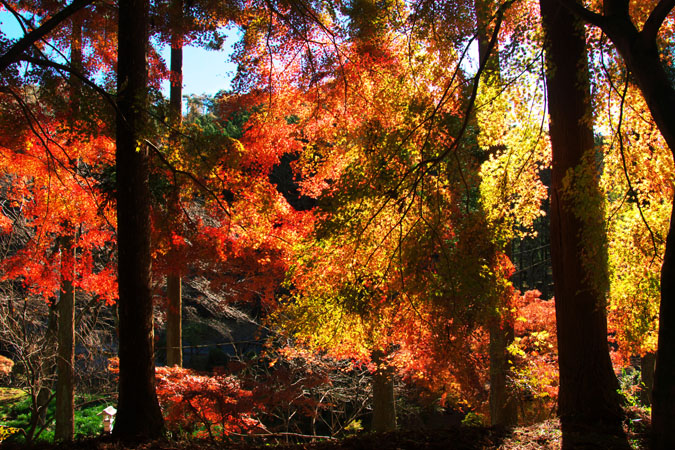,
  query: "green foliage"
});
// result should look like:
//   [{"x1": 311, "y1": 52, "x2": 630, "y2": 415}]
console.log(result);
[
  {"x1": 344, "y1": 419, "x2": 363, "y2": 435},
  {"x1": 461, "y1": 411, "x2": 486, "y2": 427},
  {"x1": 0, "y1": 393, "x2": 111, "y2": 443},
  {"x1": 617, "y1": 367, "x2": 650, "y2": 412}
]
